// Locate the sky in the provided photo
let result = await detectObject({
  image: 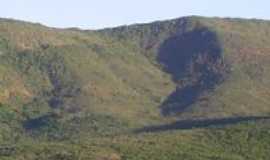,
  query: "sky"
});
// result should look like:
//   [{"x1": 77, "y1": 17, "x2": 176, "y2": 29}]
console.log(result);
[{"x1": 1, "y1": 0, "x2": 269, "y2": 29}]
